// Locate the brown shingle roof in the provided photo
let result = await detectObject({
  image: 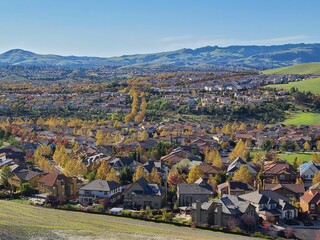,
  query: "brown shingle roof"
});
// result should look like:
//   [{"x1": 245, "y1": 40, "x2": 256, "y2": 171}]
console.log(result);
[{"x1": 300, "y1": 189, "x2": 320, "y2": 204}]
